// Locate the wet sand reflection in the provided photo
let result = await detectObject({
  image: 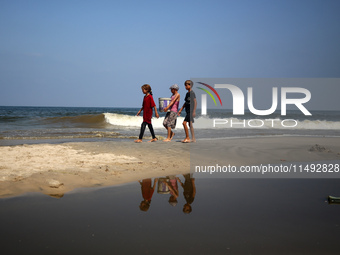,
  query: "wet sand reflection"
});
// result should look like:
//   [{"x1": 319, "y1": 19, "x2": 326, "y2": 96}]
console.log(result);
[{"x1": 139, "y1": 173, "x2": 196, "y2": 213}]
